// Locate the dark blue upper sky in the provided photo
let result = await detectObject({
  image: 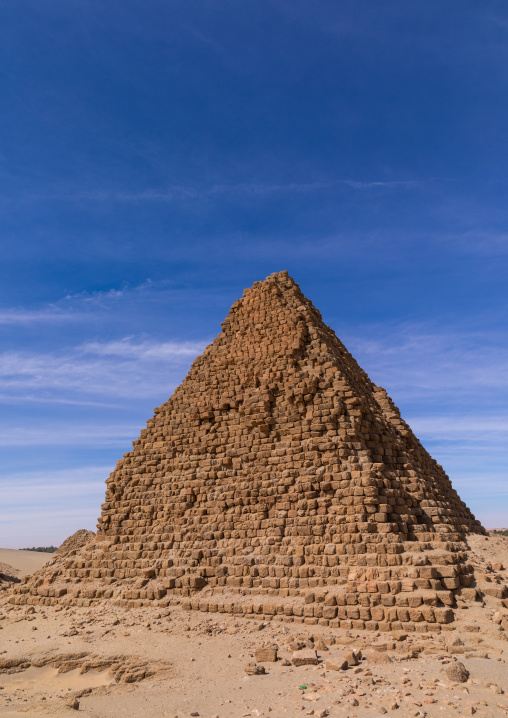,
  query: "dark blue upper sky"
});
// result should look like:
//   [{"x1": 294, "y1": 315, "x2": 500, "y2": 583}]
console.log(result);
[{"x1": 1, "y1": 1, "x2": 507, "y2": 544}]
